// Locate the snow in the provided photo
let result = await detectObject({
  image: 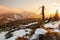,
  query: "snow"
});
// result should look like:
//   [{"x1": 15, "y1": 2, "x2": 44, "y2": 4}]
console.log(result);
[
  {"x1": 44, "y1": 21, "x2": 60, "y2": 32},
  {"x1": 25, "y1": 29, "x2": 32, "y2": 32},
  {"x1": 6, "y1": 30, "x2": 26, "y2": 40},
  {"x1": 44, "y1": 21, "x2": 60, "y2": 28},
  {"x1": 35, "y1": 28, "x2": 47, "y2": 34},
  {"x1": 13, "y1": 29, "x2": 26, "y2": 37},
  {"x1": 30, "y1": 28, "x2": 47, "y2": 40},
  {"x1": 0, "y1": 28, "x2": 59, "y2": 40},
  {"x1": 30, "y1": 34, "x2": 39, "y2": 40},
  {"x1": 0, "y1": 29, "x2": 32, "y2": 40},
  {"x1": 20, "y1": 22, "x2": 38, "y2": 27},
  {"x1": 51, "y1": 29, "x2": 60, "y2": 32},
  {"x1": 0, "y1": 28, "x2": 47, "y2": 40},
  {"x1": 6, "y1": 18, "x2": 15, "y2": 21},
  {"x1": 20, "y1": 22, "x2": 38, "y2": 28},
  {"x1": 0, "y1": 32, "x2": 8, "y2": 40},
  {"x1": 7, "y1": 29, "x2": 31, "y2": 40},
  {"x1": 28, "y1": 22, "x2": 38, "y2": 26}
]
